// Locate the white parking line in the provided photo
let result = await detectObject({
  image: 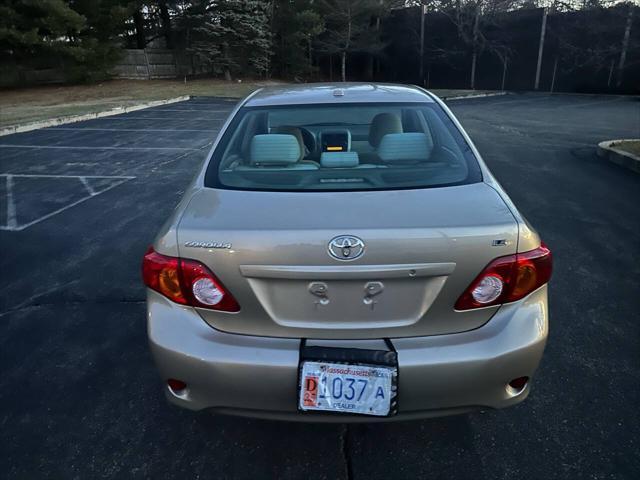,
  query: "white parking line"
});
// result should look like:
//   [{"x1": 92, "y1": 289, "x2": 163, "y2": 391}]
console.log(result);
[
  {"x1": 557, "y1": 97, "x2": 625, "y2": 109},
  {"x1": 78, "y1": 176, "x2": 96, "y2": 195},
  {"x1": 49, "y1": 127, "x2": 219, "y2": 133},
  {"x1": 0, "y1": 174, "x2": 135, "y2": 232},
  {"x1": 92, "y1": 116, "x2": 225, "y2": 121},
  {"x1": 474, "y1": 96, "x2": 550, "y2": 107},
  {"x1": 0, "y1": 144, "x2": 201, "y2": 151},
  {"x1": 140, "y1": 108, "x2": 233, "y2": 113},
  {"x1": 0, "y1": 96, "x2": 191, "y2": 137},
  {"x1": 148, "y1": 141, "x2": 213, "y2": 172},
  {"x1": 5, "y1": 174, "x2": 17, "y2": 229},
  {"x1": 2, "y1": 174, "x2": 136, "y2": 178}
]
